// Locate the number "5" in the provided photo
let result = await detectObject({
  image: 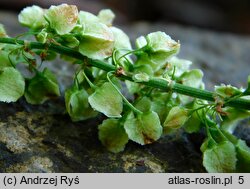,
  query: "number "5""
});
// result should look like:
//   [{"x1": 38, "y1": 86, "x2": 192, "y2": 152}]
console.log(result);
[{"x1": 238, "y1": 176, "x2": 244, "y2": 184}]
